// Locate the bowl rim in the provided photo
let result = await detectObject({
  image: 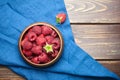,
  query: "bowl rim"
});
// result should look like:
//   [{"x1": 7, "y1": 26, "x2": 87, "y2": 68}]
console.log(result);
[{"x1": 19, "y1": 22, "x2": 64, "y2": 67}]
